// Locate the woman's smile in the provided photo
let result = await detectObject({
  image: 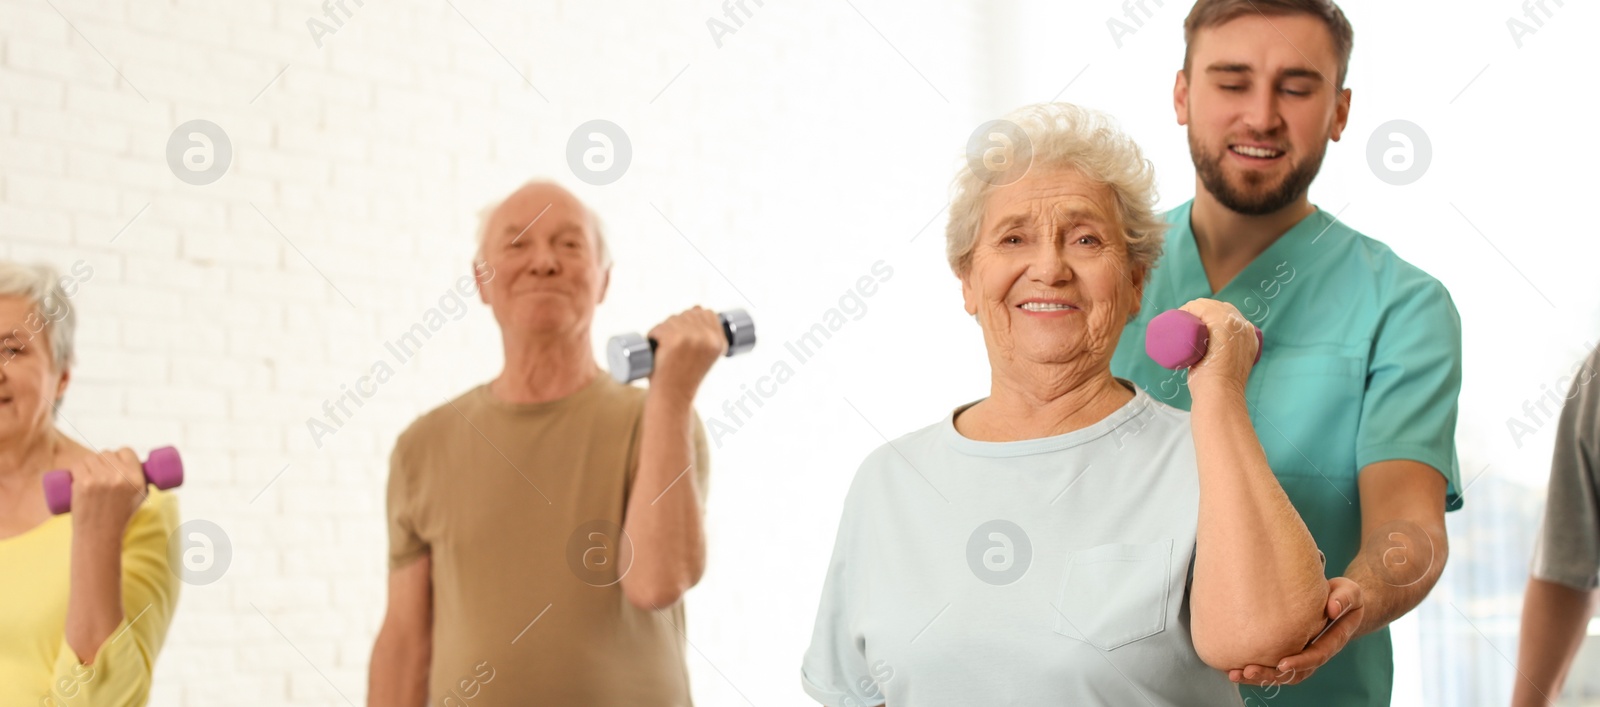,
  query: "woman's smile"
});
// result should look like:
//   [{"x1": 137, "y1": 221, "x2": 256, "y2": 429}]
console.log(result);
[{"x1": 1015, "y1": 298, "x2": 1081, "y2": 318}]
